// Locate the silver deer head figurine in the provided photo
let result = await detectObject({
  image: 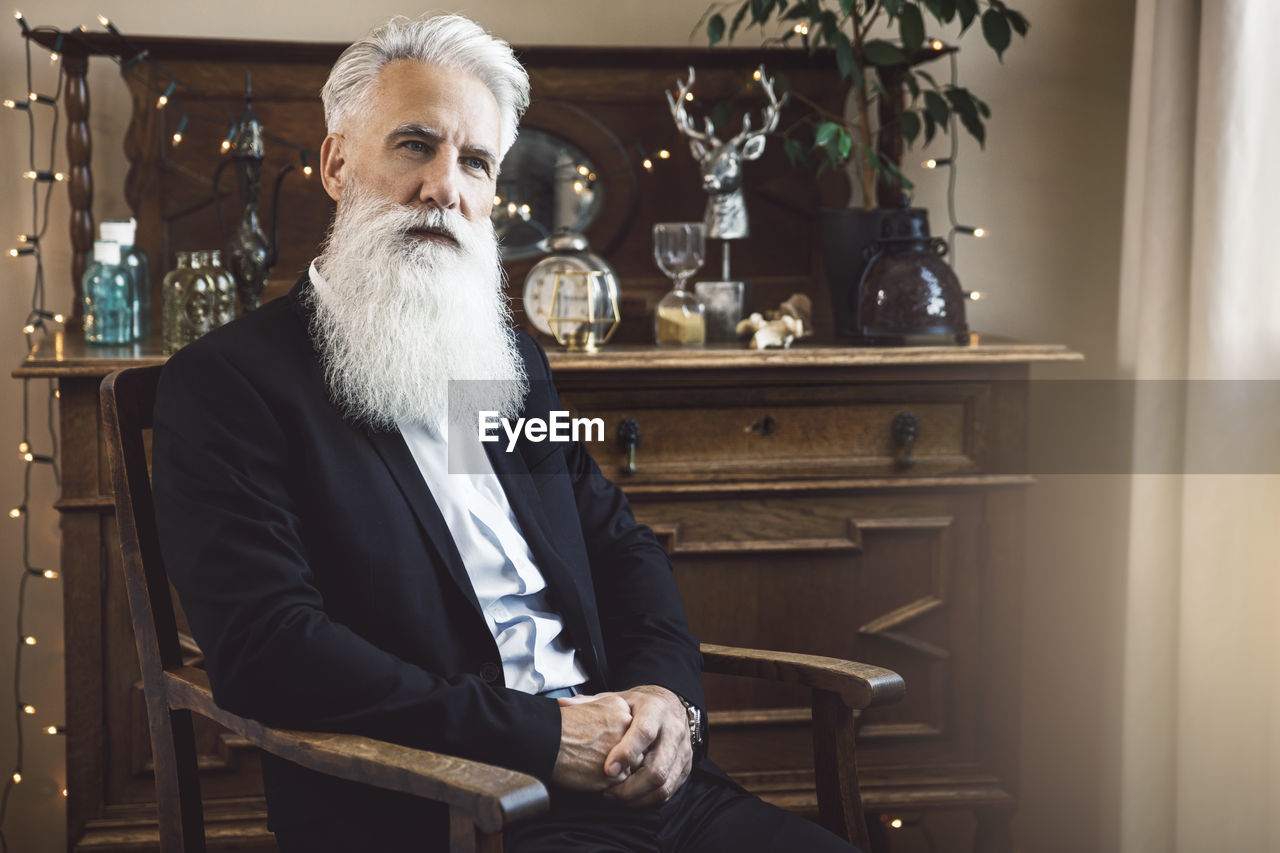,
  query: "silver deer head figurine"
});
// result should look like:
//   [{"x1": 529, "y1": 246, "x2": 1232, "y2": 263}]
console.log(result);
[{"x1": 666, "y1": 65, "x2": 785, "y2": 241}]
